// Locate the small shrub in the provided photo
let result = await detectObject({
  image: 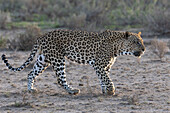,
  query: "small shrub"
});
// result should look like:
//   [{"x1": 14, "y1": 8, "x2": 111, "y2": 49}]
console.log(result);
[
  {"x1": 0, "y1": 11, "x2": 11, "y2": 29},
  {"x1": 128, "y1": 95, "x2": 139, "y2": 105},
  {"x1": 0, "y1": 35, "x2": 7, "y2": 48},
  {"x1": 8, "y1": 25, "x2": 41, "y2": 51},
  {"x1": 150, "y1": 38, "x2": 169, "y2": 59},
  {"x1": 12, "y1": 102, "x2": 32, "y2": 108},
  {"x1": 146, "y1": 10, "x2": 170, "y2": 35}
]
